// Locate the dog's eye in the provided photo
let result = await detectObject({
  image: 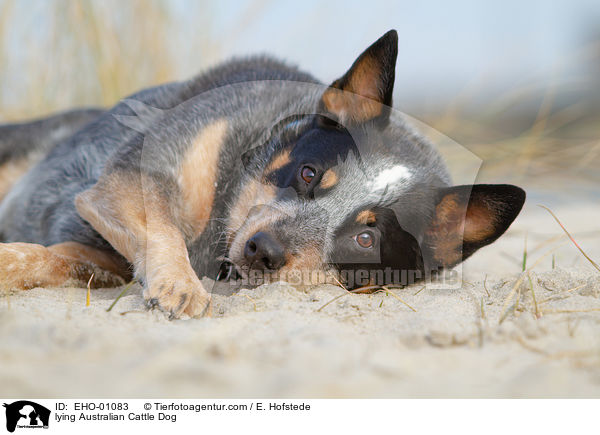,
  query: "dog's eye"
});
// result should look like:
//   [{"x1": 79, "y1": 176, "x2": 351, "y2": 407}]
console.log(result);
[
  {"x1": 300, "y1": 166, "x2": 316, "y2": 184},
  {"x1": 355, "y1": 231, "x2": 374, "y2": 249}
]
